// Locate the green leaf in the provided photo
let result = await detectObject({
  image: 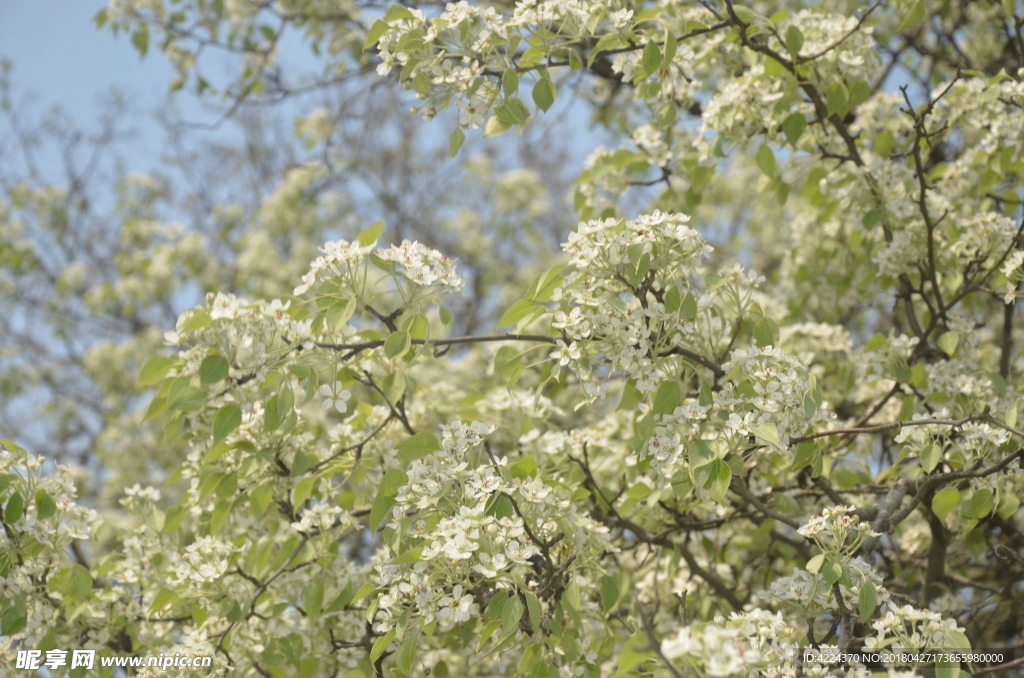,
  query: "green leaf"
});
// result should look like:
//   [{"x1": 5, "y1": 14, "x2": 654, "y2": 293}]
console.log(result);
[
  {"x1": 249, "y1": 485, "x2": 273, "y2": 516},
  {"x1": 496, "y1": 97, "x2": 530, "y2": 126},
  {"x1": 439, "y1": 306, "x2": 453, "y2": 325},
  {"x1": 702, "y1": 459, "x2": 731, "y2": 503},
  {"x1": 383, "y1": 4, "x2": 416, "y2": 22},
  {"x1": 785, "y1": 25, "x2": 804, "y2": 56},
  {"x1": 823, "y1": 559, "x2": 843, "y2": 586},
  {"x1": 485, "y1": 494, "x2": 515, "y2": 519},
  {"x1": 874, "y1": 130, "x2": 896, "y2": 159},
  {"x1": 773, "y1": 493, "x2": 800, "y2": 513},
  {"x1": 663, "y1": 31, "x2": 678, "y2": 65},
  {"x1": 498, "y1": 299, "x2": 538, "y2": 327},
  {"x1": 732, "y1": 5, "x2": 768, "y2": 25},
  {"x1": 69, "y1": 564, "x2": 93, "y2": 603},
  {"x1": 448, "y1": 128, "x2": 466, "y2": 158},
  {"x1": 525, "y1": 265, "x2": 565, "y2": 302},
  {"x1": 370, "y1": 628, "x2": 396, "y2": 662},
  {"x1": 998, "y1": 492, "x2": 1020, "y2": 520},
  {"x1": 370, "y1": 494, "x2": 396, "y2": 532},
  {"x1": 382, "y1": 372, "x2": 405, "y2": 403},
  {"x1": 304, "y1": 580, "x2": 324, "y2": 623},
  {"x1": 507, "y1": 454, "x2": 537, "y2": 479},
  {"x1": 963, "y1": 489, "x2": 994, "y2": 519},
  {"x1": 826, "y1": 82, "x2": 848, "y2": 118},
  {"x1": 532, "y1": 78, "x2": 555, "y2": 112},
  {"x1": 181, "y1": 309, "x2": 212, "y2": 333},
  {"x1": 865, "y1": 333, "x2": 888, "y2": 351},
  {"x1": 569, "y1": 49, "x2": 583, "y2": 71},
  {"x1": 782, "y1": 113, "x2": 806, "y2": 146},
  {"x1": 1005, "y1": 0, "x2": 1018, "y2": 20},
  {"x1": 364, "y1": 19, "x2": 389, "y2": 49},
  {"x1": 385, "y1": 331, "x2": 411, "y2": 359},
  {"x1": 680, "y1": 292, "x2": 698, "y2": 321},
  {"x1": 920, "y1": 444, "x2": 941, "y2": 473},
  {"x1": 298, "y1": 658, "x2": 319, "y2": 678},
  {"x1": 753, "y1": 317, "x2": 779, "y2": 347},
  {"x1": 501, "y1": 594, "x2": 524, "y2": 639},
  {"x1": 357, "y1": 220, "x2": 384, "y2": 246},
  {"x1": 397, "y1": 432, "x2": 443, "y2": 462},
  {"x1": 617, "y1": 379, "x2": 643, "y2": 411},
  {"x1": 4, "y1": 491, "x2": 24, "y2": 523},
  {"x1": 200, "y1": 355, "x2": 230, "y2": 384},
  {"x1": 806, "y1": 553, "x2": 825, "y2": 573},
  {"x1": 755, "y1": 144, "x2": 776, "y2": 176},
  {"x1": 131, "y1": 24, "x2": 149, "y2": 58},
  {"x1": 858, "y1": 581, "x2": 878, "y2": 621},
  {"x1": 169, "y1": 386, "x2": 208, "y2": 413},
  {"x1": 937, "y1": 331, "x2": 959, "y2": 357},
  {"x1": 396, "y1": 636, "x2": 416, "y2": 674},
  {"x1": 749, "y1": 421, "x2": 778, "y2": 448},
  {"x1": 525, "y1": 590, "x2": 541, "y2": 632},
  {"x1": 699, "y1": 381, "x2": 713, "y2": 407},
  {"x1": 211, "y1": 403, "x2": 241, "y2": 446},
  {"x1": 652, "y1": 381, "x2": 682, "y2": 415},
  {"x1": 495, "y1": 346, "x2": 522, "y2": 378},
  {"x1": 138, "y1": 356, "x2": 177, "y2": 387},
  {"x1": 379, "y1": 469, "x2": 410, "y2": 499},
  {"x1": 897, "y1": 0, "x2": 926, "y2": 31},
  {"x1": 935, "y1": 658, "x2": 957, "y2": 678},
  {"x1": 642, "y1": 40, "x2": 662, "y2": 77},
  {"x1": 932, "y1": 487, "x2": 960, "y2": 521},
  {"x1": 588, "y1": 33, "x2": 625, "y2": 68},
  {"x1": 502, "y1": 68, "x2": 519, "y2": 97},
  {"x1": 600, "y1": 575, "x2": 619, "y2": 613},
  {"x1": 35, "y1": 489, "x2": 56, "y2": 520}
]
